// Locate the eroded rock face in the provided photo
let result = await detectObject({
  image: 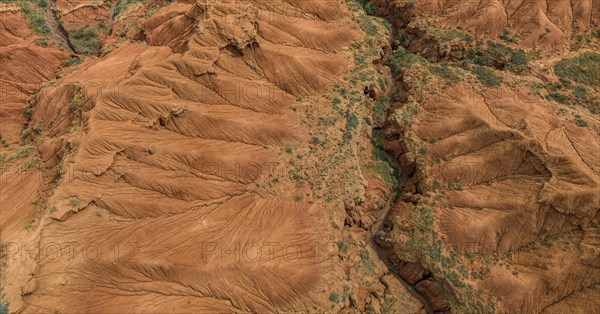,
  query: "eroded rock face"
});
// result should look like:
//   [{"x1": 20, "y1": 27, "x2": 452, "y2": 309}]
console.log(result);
[
  {"x1": 386, "y1": 0, "x2": 599, "y2": 50},
  {"x1": 17, "y1": 1, "x2": 350, "y2": 311},
  {"x1": 387, "y1": 83, "x2": 599, "y2": 312},
  {"x1": 0, "y1": 6, "x2": 68, "y2": 143},
  {"x1": 371, "y1": 0, "x2": 600, "y2": 313},
  {"x1": 3, "y1": 0, "x2": 598, "y2": 312},
  {"x1": 2, "y1": 0, "x2": 424, "y2": 313},
  {"x1": 55, "y1": 0, "x2": 113, "y2": 31}
]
